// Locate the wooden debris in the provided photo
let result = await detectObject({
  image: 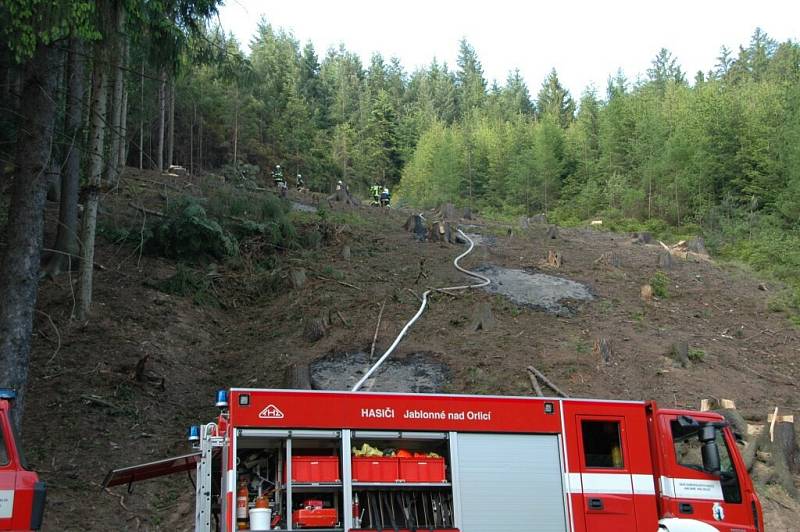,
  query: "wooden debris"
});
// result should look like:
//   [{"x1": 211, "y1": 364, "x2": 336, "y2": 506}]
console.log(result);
[
  {"x1": 527, "y1": 370, "x2": 544, "y2": 397},
  {"x1": 470, "y1": 302, "x2": 496, "y2": 332},
  {"x1": 526, "y1": 366, "x2": 569, "y2": 398},
  {"x1": 369, "y1": 300, "x2": 387, "y2": 361},
  {"x1": 133, "y1": 355, "x2": 149, "y2": 382}
]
